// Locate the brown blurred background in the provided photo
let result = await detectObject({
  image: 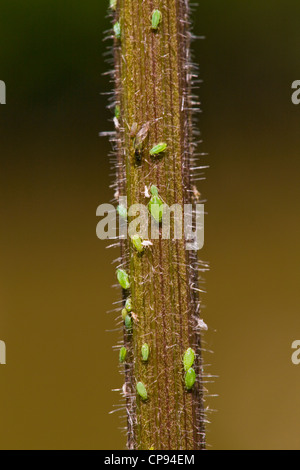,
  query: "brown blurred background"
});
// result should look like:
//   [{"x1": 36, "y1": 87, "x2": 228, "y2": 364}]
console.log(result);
[{"x1": 0, "y1": 0, "x2": 300, "y2": 450}]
